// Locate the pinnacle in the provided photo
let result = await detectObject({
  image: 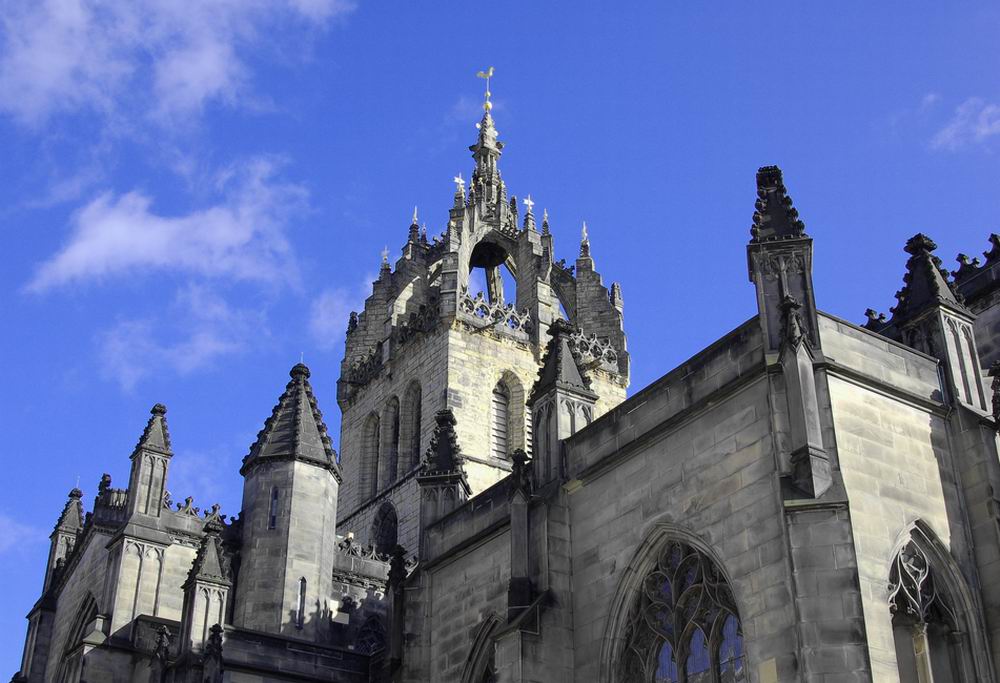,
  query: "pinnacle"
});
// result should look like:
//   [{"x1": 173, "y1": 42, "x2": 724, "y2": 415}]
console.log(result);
[
  {"x1": 750, "y1": 165, "x2": 806, "y2": 242},
  {"x1": 886, "y1": 232, "x2": 965, "y2": 323},
  {"x1": 529, "y1": 319, "x2": 596, "y2": 405},
  {"x1": 134, "y1": 402, "x2": 172, "y2": 456},
  {"x1": 241, "y1": 364, "x2": 339, "y2": 477}
]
